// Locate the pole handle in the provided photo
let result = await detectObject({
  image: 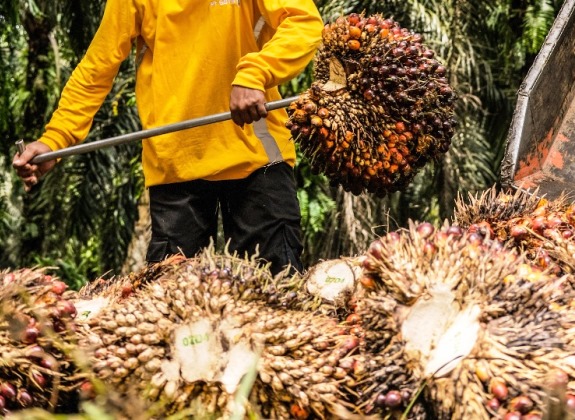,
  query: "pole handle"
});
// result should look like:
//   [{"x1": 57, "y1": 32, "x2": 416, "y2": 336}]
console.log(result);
[{"x1": 15, "y1": 139, "x2": 26, "y2": 155}]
